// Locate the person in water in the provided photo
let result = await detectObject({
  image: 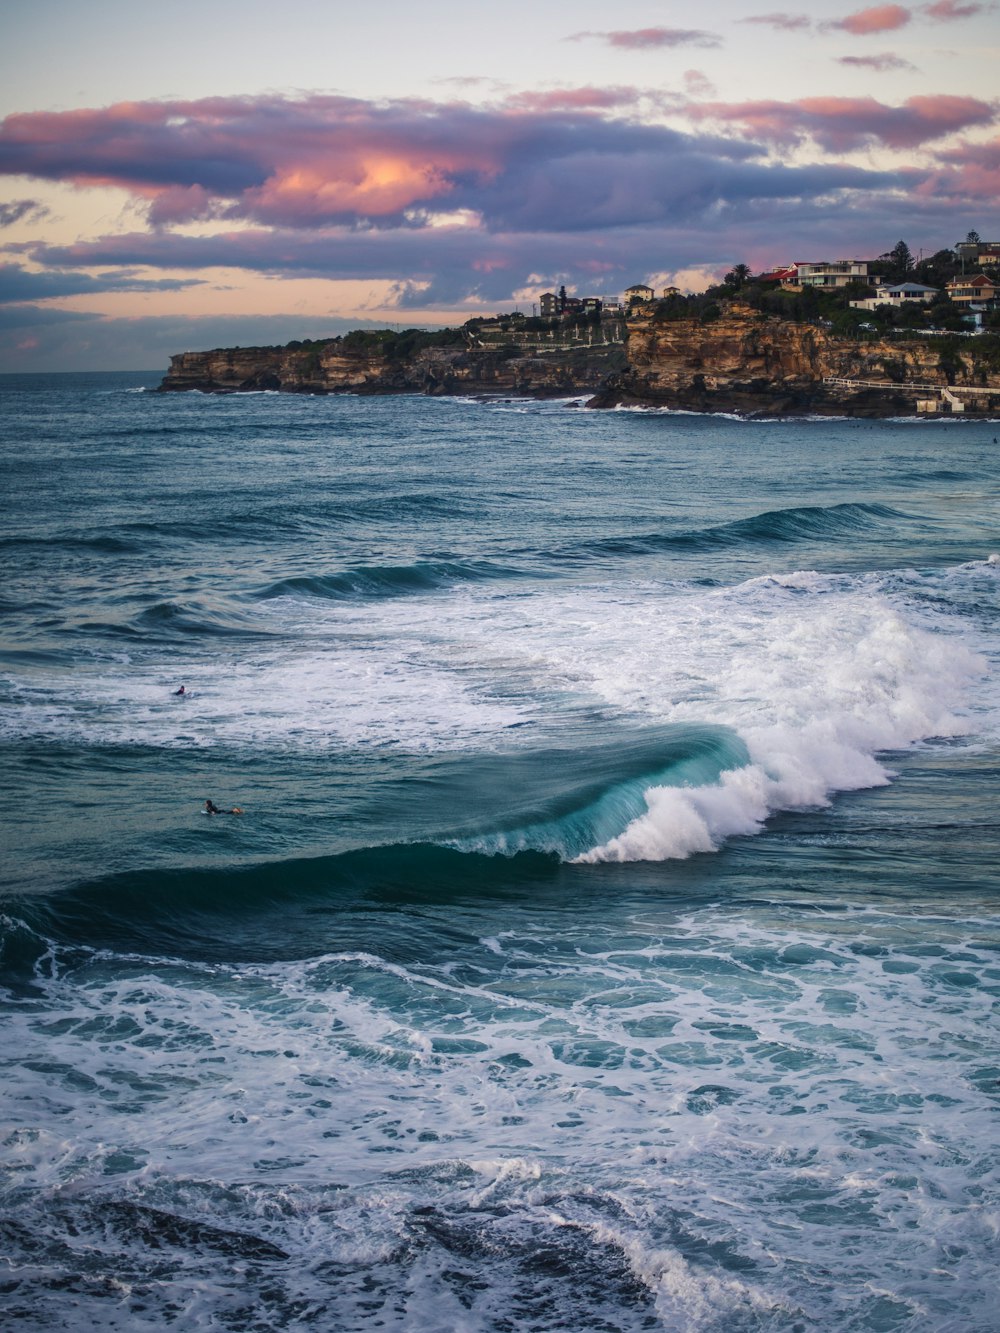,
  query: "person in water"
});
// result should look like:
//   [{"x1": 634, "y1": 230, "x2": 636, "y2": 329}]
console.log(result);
[
  {"x1": 204, "y1": 799, "x2": 243, "y2": 816},
  {"x1": 174, "y1": 685, "x2": 186, "y2": 695}
]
